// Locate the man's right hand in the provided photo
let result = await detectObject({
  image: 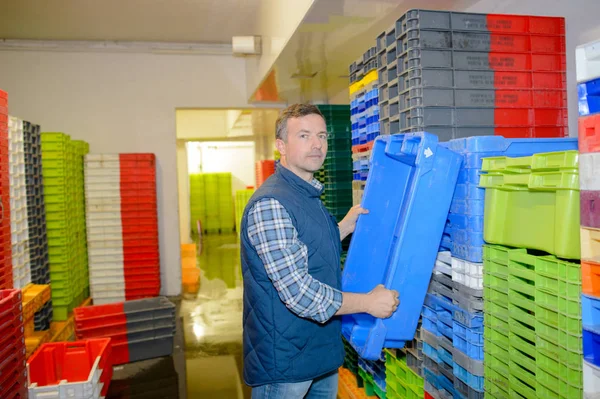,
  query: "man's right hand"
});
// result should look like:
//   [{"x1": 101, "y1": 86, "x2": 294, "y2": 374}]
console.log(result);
[{"x1": 366, "y1": 284, "x2": 400, "y2": 318}]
